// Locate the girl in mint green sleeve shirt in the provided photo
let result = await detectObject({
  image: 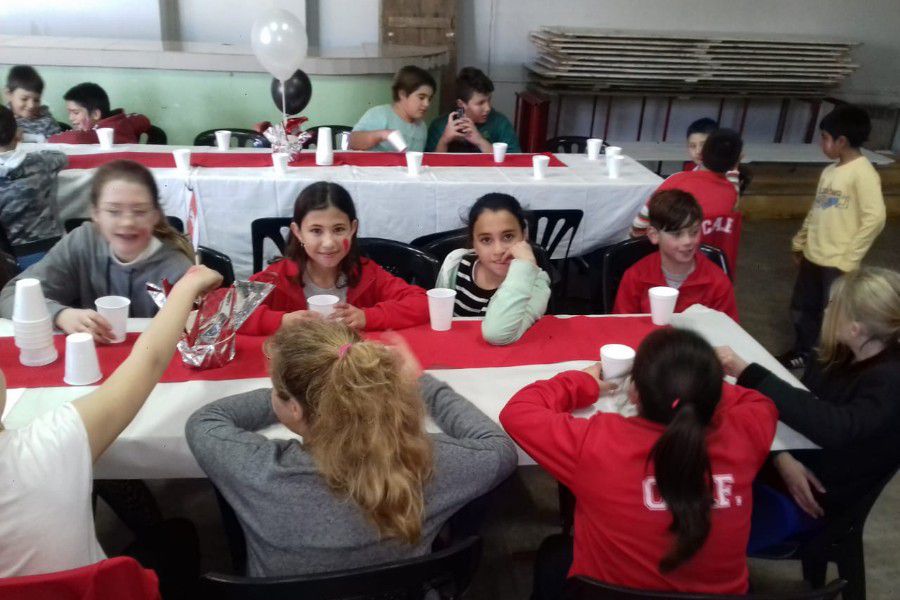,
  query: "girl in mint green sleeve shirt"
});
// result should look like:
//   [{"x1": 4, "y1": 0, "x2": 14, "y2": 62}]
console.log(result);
[
  {"x1": 436, "y1": 194, "x2": 551, "y2": 346},
  {"x1": 349, "y1": 66, "x2": 435, "y2": 152}
]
